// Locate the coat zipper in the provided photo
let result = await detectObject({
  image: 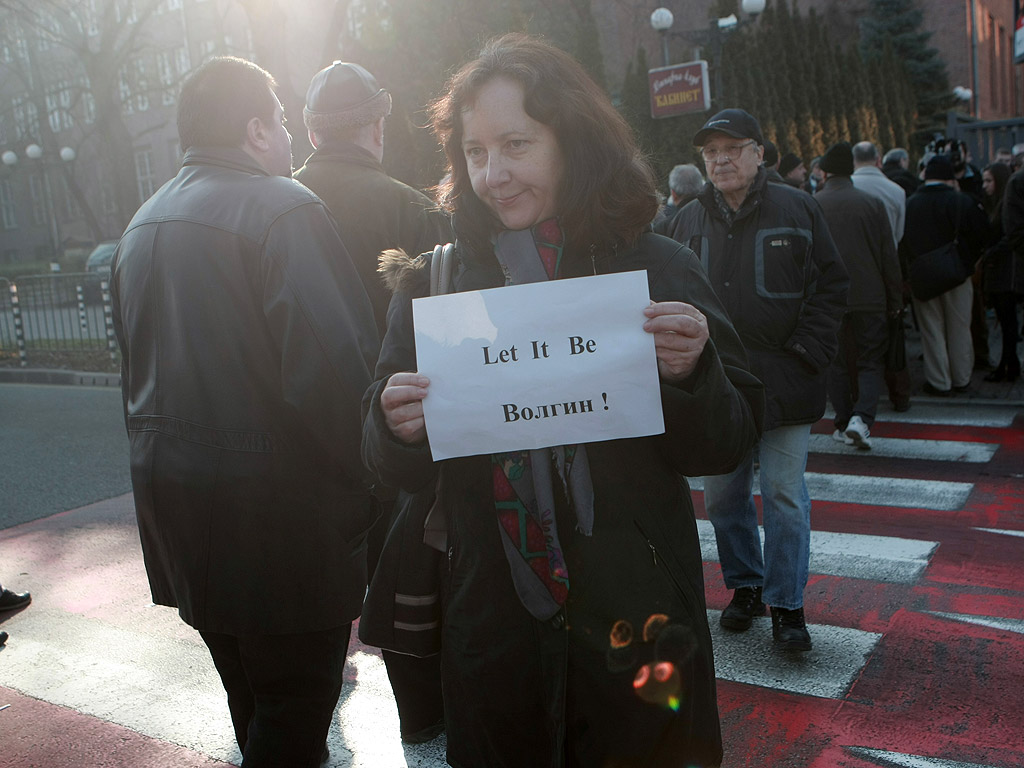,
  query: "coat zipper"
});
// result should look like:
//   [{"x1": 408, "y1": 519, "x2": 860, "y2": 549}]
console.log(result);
[{"x1": 633, "y1": 519, "x2": 698, "y2": 620}]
